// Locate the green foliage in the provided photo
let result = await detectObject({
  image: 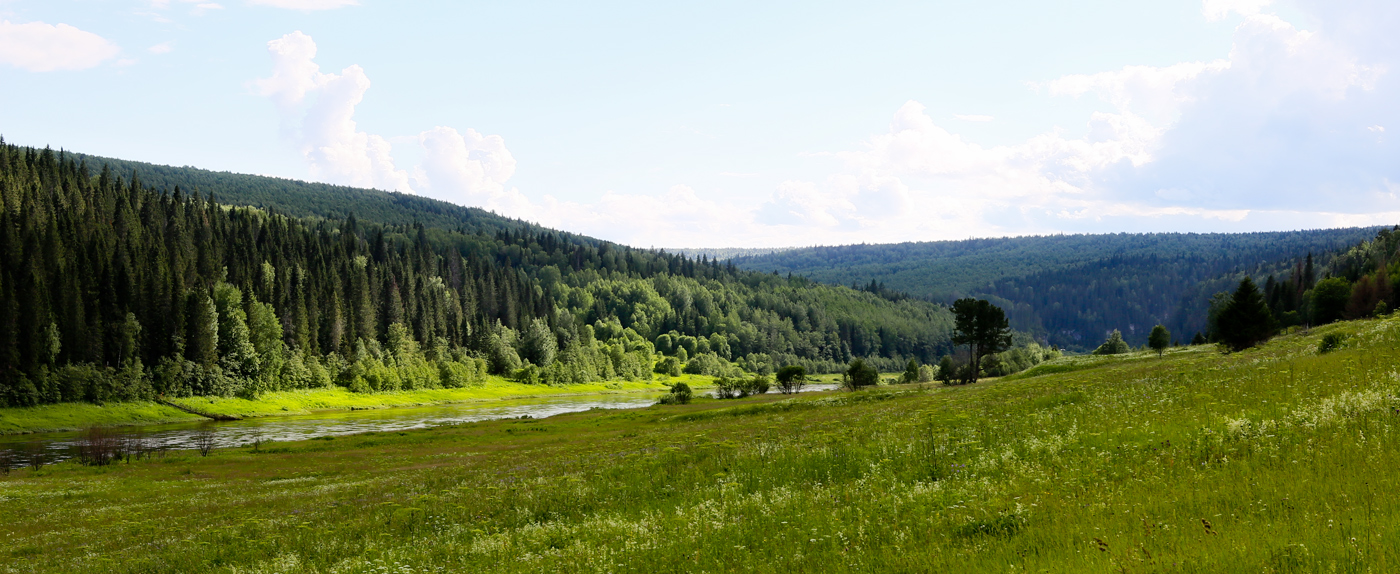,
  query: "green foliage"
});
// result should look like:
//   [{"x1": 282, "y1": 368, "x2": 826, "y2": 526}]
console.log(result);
[
  {"x1": 951, "y1": 298, "x2": 1012, "y2": 383},
  {"x1": 1093, "y1": 330, "x2": 1130, "y2": 355},
  {"x1": 1216, "y1": 278, "x2": 1278, "y2": 352},
  {"x1": 0, "y1": 142, "x2": 977, "y2": 408},
  {"x1": 682, "y1": 352, "x2": 734, "y2": 377},
  {"x1": 17, "y1": 316, "x2": 1400, "y2": 572},
  {"x1": 775, "y1": 365, "x2": 807, "y2": 394},
  {"x1": 1148, "y1": 325, "x2": 1170, "y2": 356},
  {"x1": 983, "y1": 343, "x2": 1060, "y2": 377},
  {"x1": 843, "y1": 359, "x2": 880, "y2": 391},
  {"x1": 518, "y1": 318, "x2": 558, "y2": 367},
  {"x1": 902, "y1": 359, "x2": 921, "y2": 384},
  {"x1": 731, "y1": 228, "x2": 1381, "y2": 351},
  {"x1": 653, "y1": 356, "x2": 682, "y2": 377},
  {"x1": 1310, "y1": 277, "x2": 1352, "y2": 325},
  {"x1": 936, "y1": 356, "x2": 956, "y2": 384},
  {"x1": 1191, "y1": 332, "x2": 1207, "y2": 345},
  {"x1": 714, "y1": 375, "x2": 771, "y2": 399},
  {"x1": 1318, "y1": 333, "x2": 1346, "y2": 354},
  {"x1": 657, "y1": 382, "x2": 693, "y2": 405}
]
